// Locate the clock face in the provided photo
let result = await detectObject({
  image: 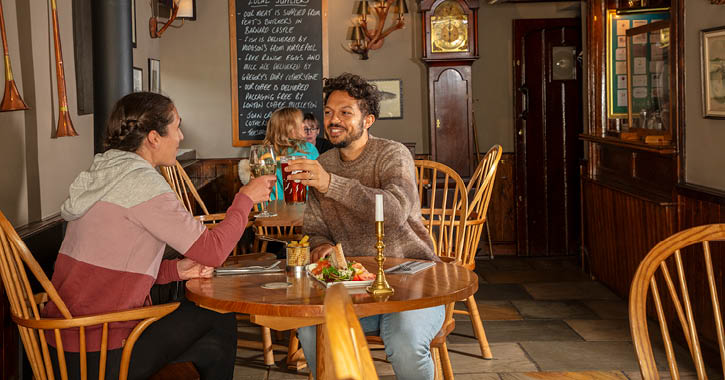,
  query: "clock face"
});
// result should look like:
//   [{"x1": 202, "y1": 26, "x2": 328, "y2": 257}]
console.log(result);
[{"x1": 430, "y1": 1, "x2": 469, "y2": 53}]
